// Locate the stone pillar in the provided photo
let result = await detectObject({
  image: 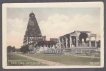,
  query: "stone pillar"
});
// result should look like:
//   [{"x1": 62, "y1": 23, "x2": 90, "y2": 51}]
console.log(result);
[
  {"x1": 59, "y1": 38, "x2": 61, "y2": 48},
  {"x1": 65, "y1": 36, "x2": 68, "y2": 48},
  {"x1": 89, "y1": 36, "x2": 91, "y2": 47},
  {"x1": 62, "y1": 38, "x2": 64, "y2": 48},
  {"x1": 76, "y1": 36, "x2": 78, "y2": 47},
  {"x1": 70, "y1": 36, "x2": 72, "y2": 48},
  {"x1": 75, "y1": 31, "x2": 80, "y2": 47}
]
